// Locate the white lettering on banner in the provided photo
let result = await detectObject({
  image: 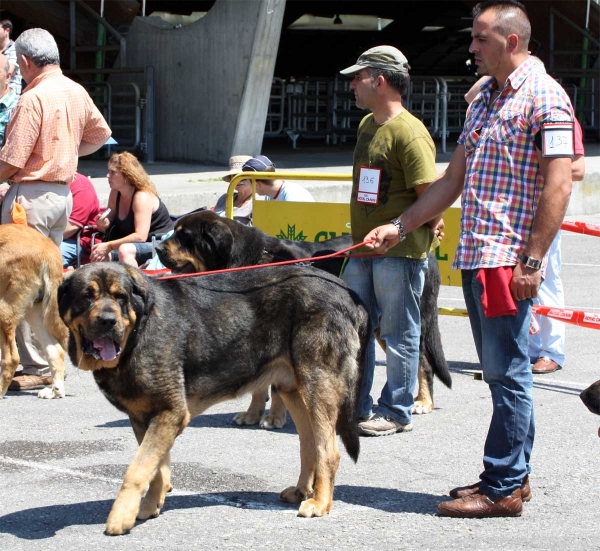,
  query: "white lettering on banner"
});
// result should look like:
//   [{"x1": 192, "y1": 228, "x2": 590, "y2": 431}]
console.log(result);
[
  {"x1": 542, "y1": 122, "x2": 575, "y2": 157},
  {"x1": 548, "y1": 308, "x2": 575, "y2": 320},
  {"x1": 583, "y1": 313, "x2": 600, "y2": 325}
]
